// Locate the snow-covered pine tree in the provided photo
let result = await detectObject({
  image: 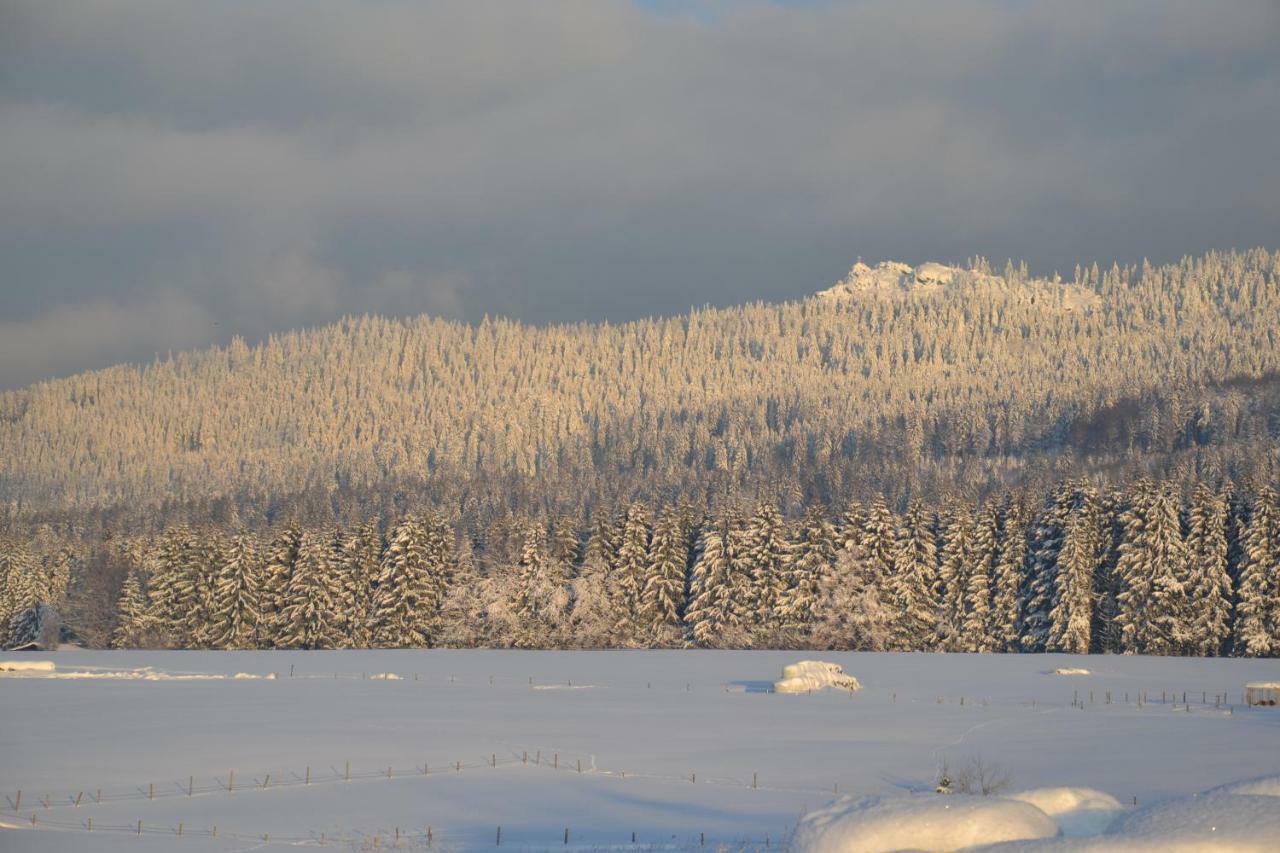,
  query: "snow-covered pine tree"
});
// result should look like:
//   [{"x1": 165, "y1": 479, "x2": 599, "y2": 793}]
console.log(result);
[
  {"x1": 437, "y1": 535, "x2": 485, "y2": 647},
  {"x1": 276, "y1": 530, "x2": 343, "y2": 649},
  {"x1": 836, "y1": 500, "x2": 867, "y2": 553},
  {"x1": 371, "y1": 512, "x2": 455, "y2": 647},
  {"x1": 936, "y1": 500, "x2": 975, "y2": 651},
  {"x1": 145, "y1": 525, "x2": 210, "y2": 647},
  {"x1": 209, "y1": 530, "x2": 263, "y2": 650},
  {"x1": 777, "y1": 504, "x2": 836, "y2": 639},
  {"x1": 338, "y1": 519, "x2": 382, "y2": 648},
  {"x1": 742, "y1": 500, "x2": 792, "y2": 644},
  {"x1": 890, "y1": 500, "x2": 939, "y2": 650},
  {"x1": 259, "y1": 524, "x2": 302, "y2": 646},
  {"x1": 0, "y1": 541, "x2": 40, "y2": 645},
  {"x1": 641, "y1": 507, "x2": 688, "y2": 645},
  {"x1": 1184, "y1": 483, "x2": 1232, "y2": 656},
  {"x1": 609, "y1": 502, "x2": 651, "y2": 646},
  {"x1": 112, "y1": 568, "x2": 151, "y2": 648},
  {"x1": 566, "y1": 510, "x2": 617, "y2": 648},
  {"x1": 684, "y1": 515, "x2": 734, "y2": 648},
  {"x1": 1047, "y1": 488, "x2": 1101, "y2": 654},
  {"x1": 860, "y1": 496, "x2": 897, "y2": 605},
  {"x1": 1020, "y1": 485, "x2": 1072, "y2": 652},
  {"x1": 1090, "y1": 488, "x2": 1124, "y2": 654},
  {"x1": 1234, "y1": 485, "x2": 1278, "y2": 657},
  {"x1": 961, "y1": 504, "x2": 999, "y2": 652},
  {"x1": 1115, "y1": 481, "x2": 1191, "y2": 655},
  {"x1": 513, "y1": 521, "x2": 571, "y2": 647},
  {"x1": 990, "y1": 496, "x2": 1028, "y2": 652}
]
